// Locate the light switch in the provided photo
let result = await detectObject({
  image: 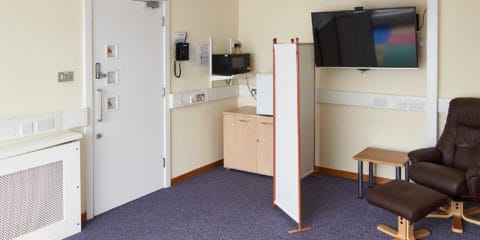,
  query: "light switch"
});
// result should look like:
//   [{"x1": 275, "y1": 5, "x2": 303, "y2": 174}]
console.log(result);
[
  {"x1": 21, "y1": 121, "x2": 34, "y2": 136},
  {"x1": 37, "y1": 118, "x2": 55, "y2": 133},
  {"x1": 58, "y1": 71, "x2": 74, "y2": 82}
]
